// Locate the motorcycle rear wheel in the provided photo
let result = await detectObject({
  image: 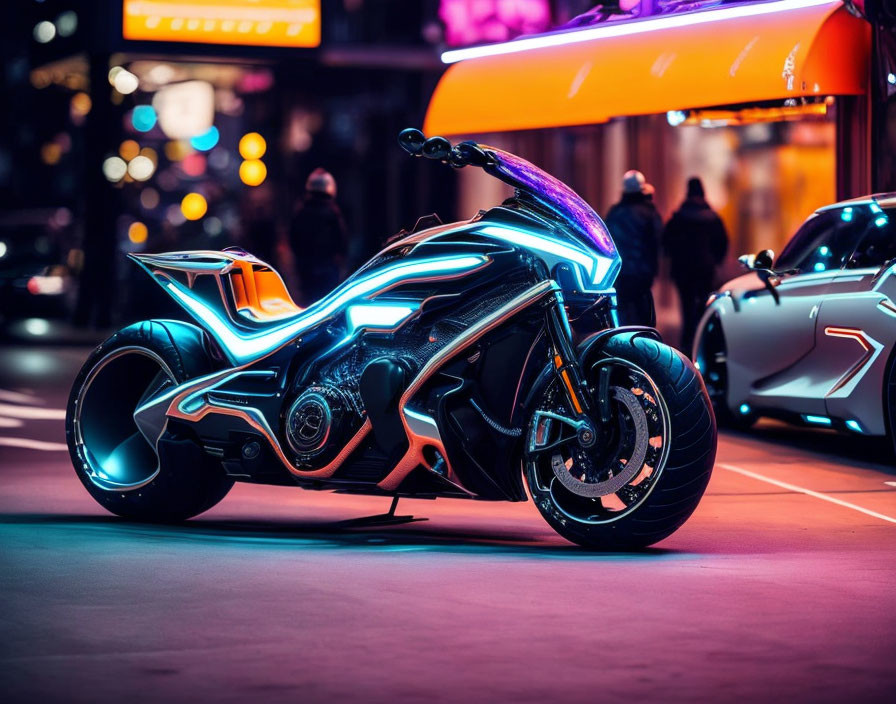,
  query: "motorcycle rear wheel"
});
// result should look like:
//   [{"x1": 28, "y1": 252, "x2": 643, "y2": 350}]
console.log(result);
[
  {"x1": 66, "y1": 320, "x2": 233, "y2": 522},
  {"x1": 525, "y1": 334, "x2": 716, "y2": 550}
]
